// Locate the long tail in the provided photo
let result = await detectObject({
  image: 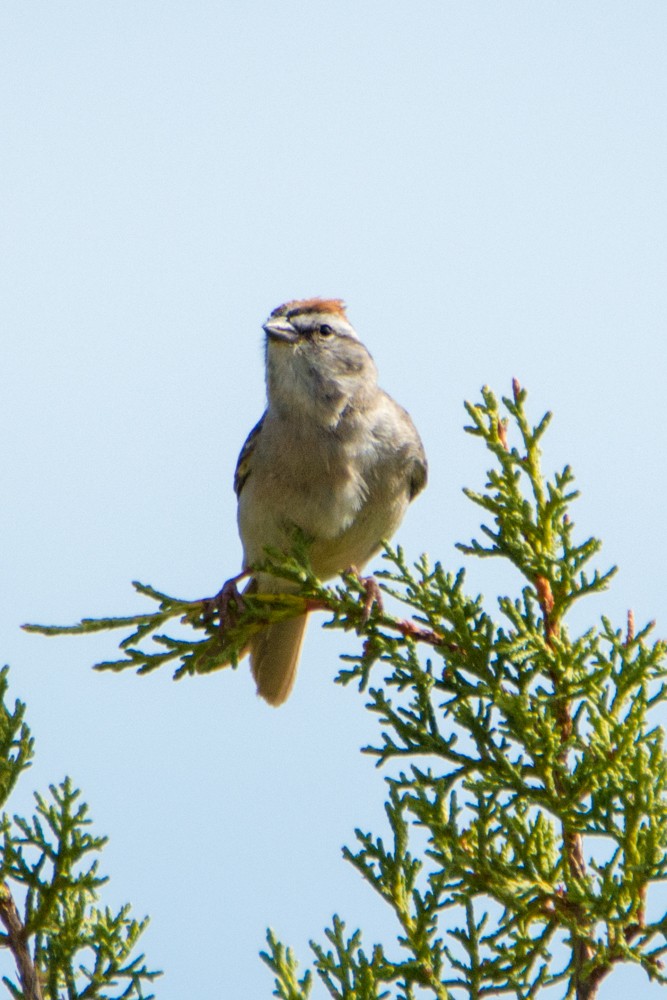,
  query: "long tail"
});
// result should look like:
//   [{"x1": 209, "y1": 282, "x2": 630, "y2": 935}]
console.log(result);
[{"x1": 249, "y1": 614, "x2": 309, "y2": 706}]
